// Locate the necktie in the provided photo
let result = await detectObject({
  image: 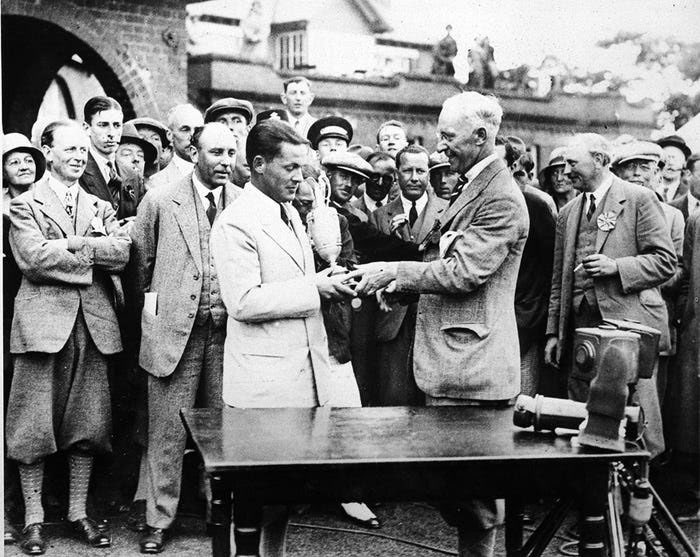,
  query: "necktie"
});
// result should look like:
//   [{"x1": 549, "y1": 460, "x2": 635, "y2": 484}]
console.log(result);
[
  {"x1": 64, "y1": 191, "x2": 74, "y2": 218},
  {"x1": 280, "y1": 204, "x2": 292, "y2": 229},
  {"x1": 206, "y1": 192, "x2": 217, "y2": 226},
  {"x1": 586, "y1": 193, "x2": 596, "y2": 222},
  {"x1": 294, "y1": 119, "x2": 300, "y2": 130},
  {"x1": 106, "y1": 160, "x2": 117, "y2": 181},
  {"x1": 449, "y1": 175, "x2": 468, "y2": 206},
  {"x1": 409, "y1": 201, "x2": 418, "y2": 227}
]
